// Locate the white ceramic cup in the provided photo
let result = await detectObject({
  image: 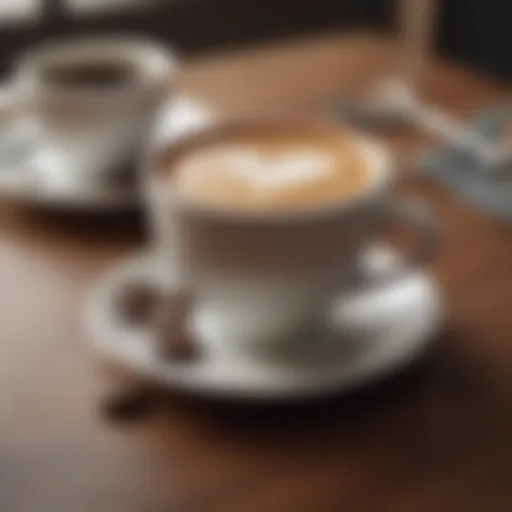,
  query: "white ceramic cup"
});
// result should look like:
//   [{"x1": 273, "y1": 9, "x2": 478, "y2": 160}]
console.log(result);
[
  {"x1": 145, "y1": 117, "x2": 439, "y2": 358},
  {"x1": 15, "y1": 37, "x2": 178, "y2": 188}
]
